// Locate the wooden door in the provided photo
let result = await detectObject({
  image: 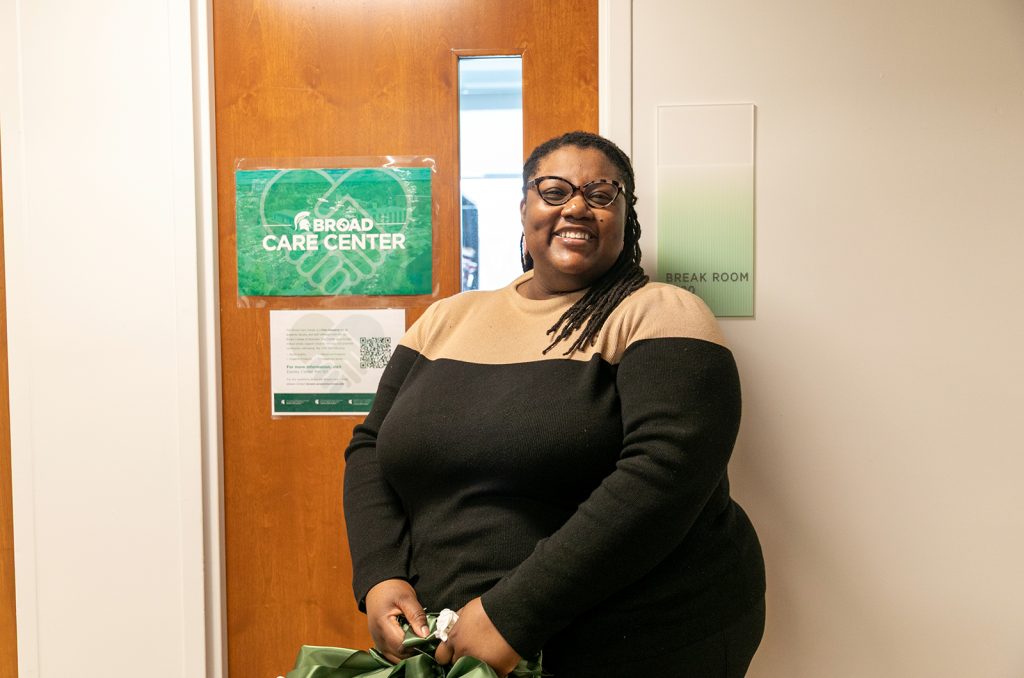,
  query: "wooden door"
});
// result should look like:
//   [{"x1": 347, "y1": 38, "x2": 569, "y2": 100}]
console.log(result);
[{"x1": 212, "y1": 2, "x2": 598, "y2": 675}]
